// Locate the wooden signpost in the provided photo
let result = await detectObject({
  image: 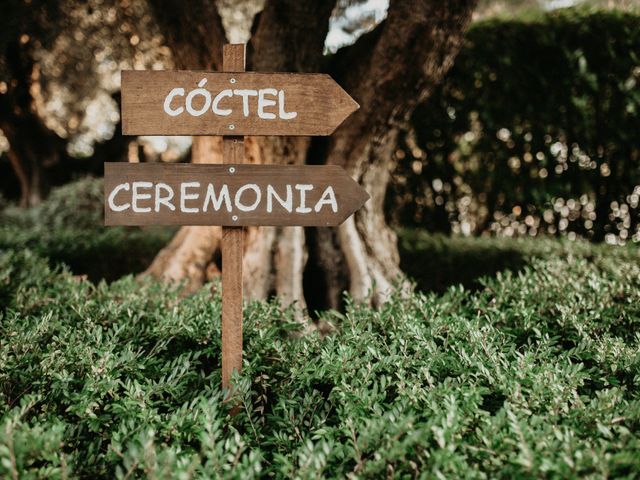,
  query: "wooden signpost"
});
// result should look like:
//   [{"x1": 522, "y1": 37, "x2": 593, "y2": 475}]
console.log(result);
[{"x1": 109, "y1": 44, "x2": 365, "y2": 397}]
